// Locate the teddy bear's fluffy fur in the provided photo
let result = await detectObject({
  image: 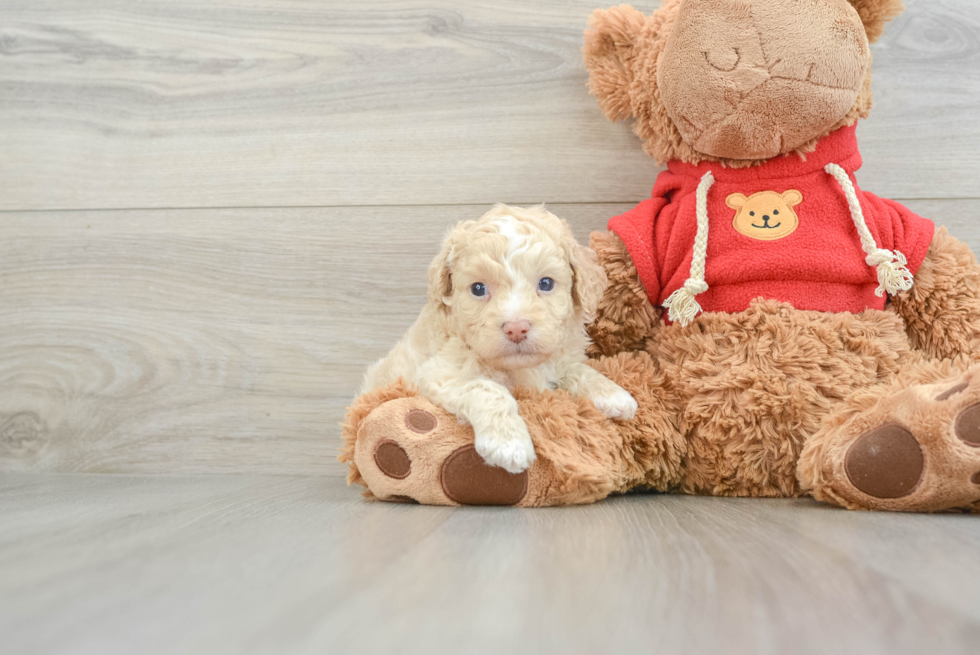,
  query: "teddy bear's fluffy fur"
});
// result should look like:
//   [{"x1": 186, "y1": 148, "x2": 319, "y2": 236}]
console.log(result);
[{"x1": 341, "y1": 0, "x2": 980, "y2": 512}]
